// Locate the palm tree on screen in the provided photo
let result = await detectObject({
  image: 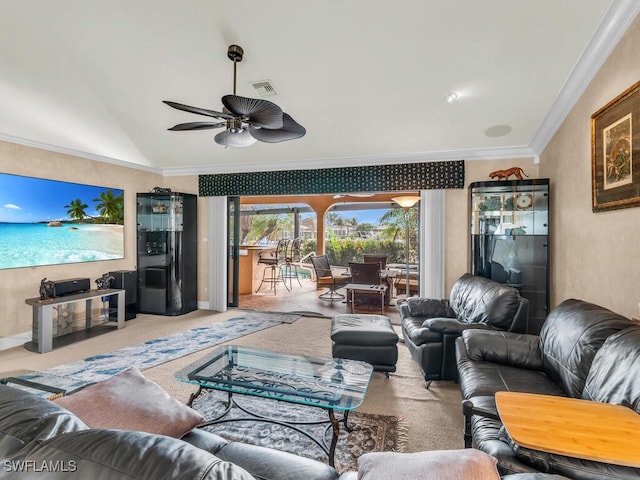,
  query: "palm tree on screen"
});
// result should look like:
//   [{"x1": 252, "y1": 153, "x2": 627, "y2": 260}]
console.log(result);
[
  {"x1": 94, "y1": 190, "x2": 124, "y2": 224},
  {"x1": 65, "y1": 199, "x2": 89, "y2": 221}
]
